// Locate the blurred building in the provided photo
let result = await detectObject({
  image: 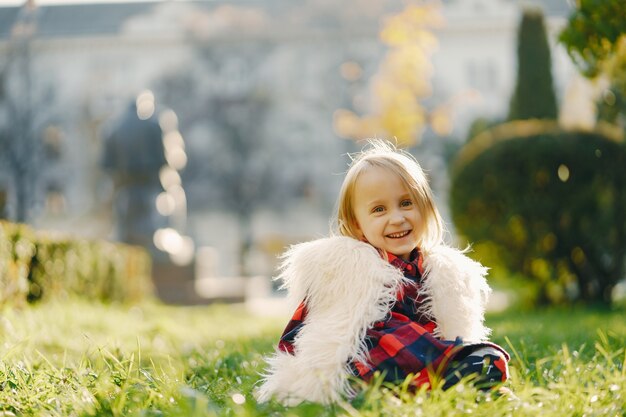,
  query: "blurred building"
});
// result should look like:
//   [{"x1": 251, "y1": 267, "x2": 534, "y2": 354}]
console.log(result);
[{"x1": 0, "y1": 0, "x2": 575, "y2": 280}]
